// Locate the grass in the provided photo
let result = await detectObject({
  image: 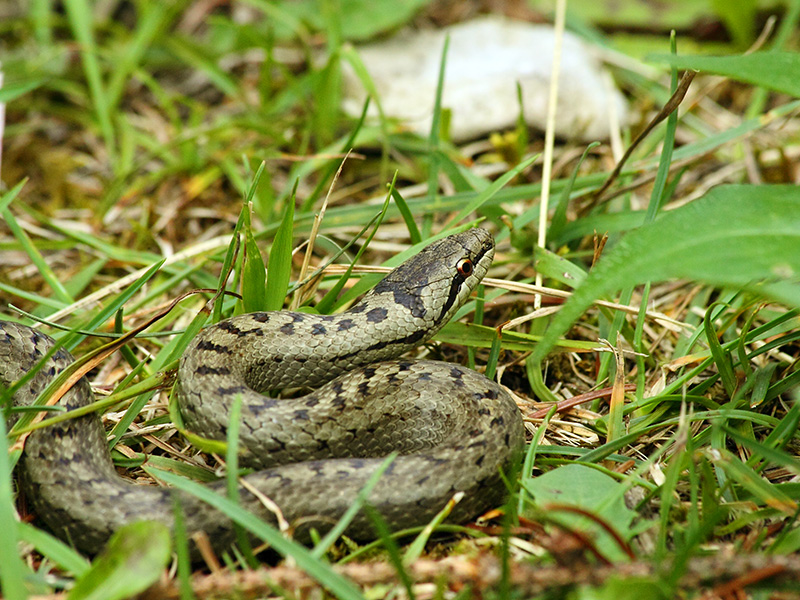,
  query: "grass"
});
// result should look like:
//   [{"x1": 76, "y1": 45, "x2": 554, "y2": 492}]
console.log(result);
[{"x1": 1, "y1": 1, "x2": 800, "y2": 599}]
